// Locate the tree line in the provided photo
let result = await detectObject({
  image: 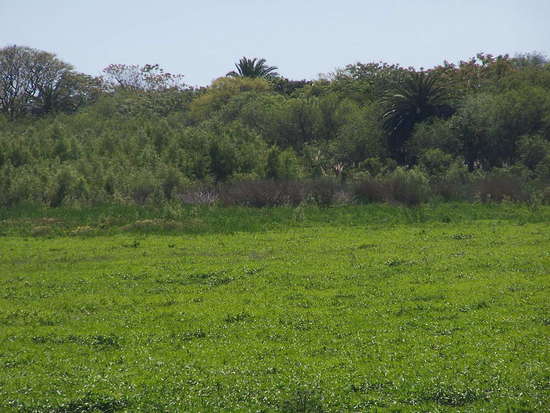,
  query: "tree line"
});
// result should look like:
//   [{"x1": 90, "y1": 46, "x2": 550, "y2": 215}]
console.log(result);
[{"x1": 0, "y1": 45, "x2": 549, "y2": 207}]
